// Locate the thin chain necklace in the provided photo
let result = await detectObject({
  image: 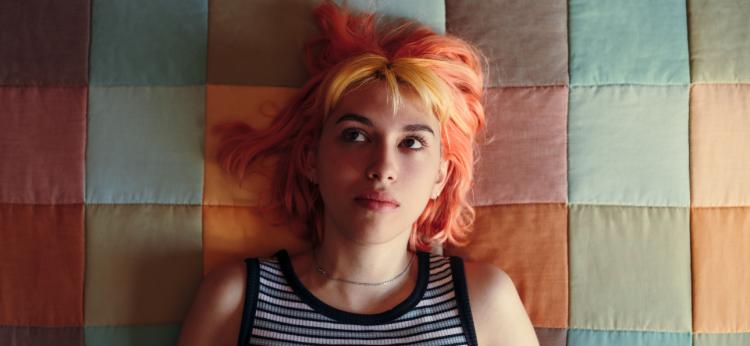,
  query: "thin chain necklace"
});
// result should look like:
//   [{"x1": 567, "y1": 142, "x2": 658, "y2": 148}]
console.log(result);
[{"x1": 313, "y1": 250, "x2": 416, "y2": 287}]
